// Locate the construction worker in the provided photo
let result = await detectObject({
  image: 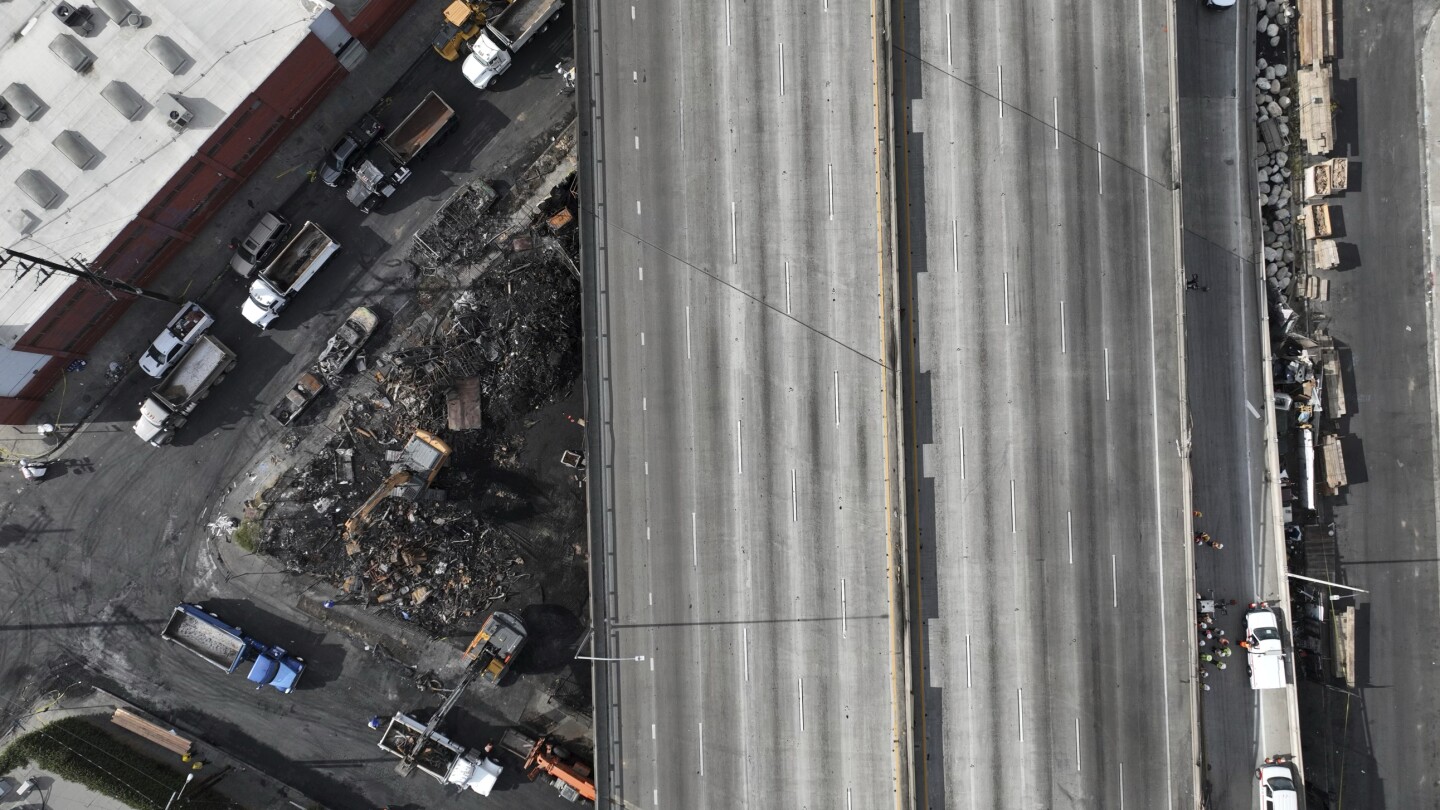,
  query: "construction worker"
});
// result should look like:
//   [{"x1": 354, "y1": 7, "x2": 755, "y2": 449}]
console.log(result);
[
  {"x1": 1200, "y1": 653, "x2": 1215, "y2": 664},
  {"x1": 1218, "y1": 646, "x2": 1233, "y2": 658},
  {"x1": 1215, "y1": 661, "x2": 1227, "y2": 670}
]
